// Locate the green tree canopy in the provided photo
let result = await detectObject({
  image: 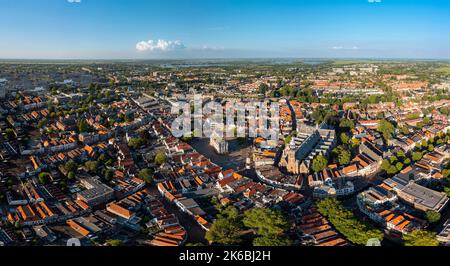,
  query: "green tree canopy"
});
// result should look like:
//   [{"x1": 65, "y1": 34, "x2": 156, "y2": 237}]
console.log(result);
[
  {"x1": 403, "y1": 230, "x2": 439, "y2": 246},
  {"x1": 138, "y1": 168, "x2": 154, "y2": 183},
  {"x1": 311, "y1": 154, "x2": 328, "y2": 173},
  {"x1": 185, "y1": 242, "x2": 206, "y2": 246},
  {"x1": 403, "y1": 158, "x2": 411, "y2": 165},
  {"x1": 395, "y1": 162, "x2": 404, "y2": 172},
  {"x1": 340, "y1": 132, "x2": 350, "y2": 144},
  {"x1": 252, "y1": 235, "x2": 292, "y2": 246},
  {"x1": 103, "y1": 169, "x2": 114, "y2": 181},
  {"x1": 84, "y1": 160, "x2": 99, "y2": 173},
  {"x1": 205, "y1": 217, "x2": 242, "y2": 245},
  {"x1": 154, "y1": 151, "x2": 167, "y2": 165},
  {"x1": 284, "y1": 135, "x2": 293, "y2": 145},
  {"x1": 381, "y1": 159, "x2": 391, "y2": 172},
  {"x1": 243, "y1": 208, "x2": 289, "y2": 237},
  {"x1": 4, "y1": 128, "x2": 15, "y2": 140},
  {"x1": 181, "y1": 133, "x2": 194, "y2": 143},
  {"x1": 258, "y1": 83, "x2": 269, "y2": 95},
  {"x1": 333, "y1": 146, "x2": 351, "y2": 166},
  {"x1": 106, "y1": 239, "x2": 123, "y2": 246},
  {"x1": 350, "y1": 138, "x2": 361, "y2": 150},
  {"x1": 217, "y1": 206, "x2": 240, "y2": 220},
  {"x1": 317, "y1": 198, "x2": 384, "y2": 245},
  {"x1": 339, "y1": 119, "x2": 355, "y2": 132},
  {"x1": 377, "y1": 120, "x2": 395, "y2": 141},
  {"x1": 128, "y1": 138, "x2": 145, "y2": 149},
  {"x1": 77, "y1": 119, "x2": 90, "y2": 133},
  {"x1": 412, "y1": 152, "x2": 423, "y2": 162},
  {"x1": 425, "y1": 210, "x2": 441, "y2": 224},
  {"x1": 65, "y1": 160, "x2": 78, "y2": 172},
  {"x1": 37, "y1": 118, "x2": 48, "y2": 129},
  {"x1": 387, "y1": 165, "x2": 399, "y2": 175},
  {"x1": 38, "y1": 172, "x2": 51, "y2": 185},
  {"x1": 67, "y1": 171, "x2": 76, "y2": 180}
]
